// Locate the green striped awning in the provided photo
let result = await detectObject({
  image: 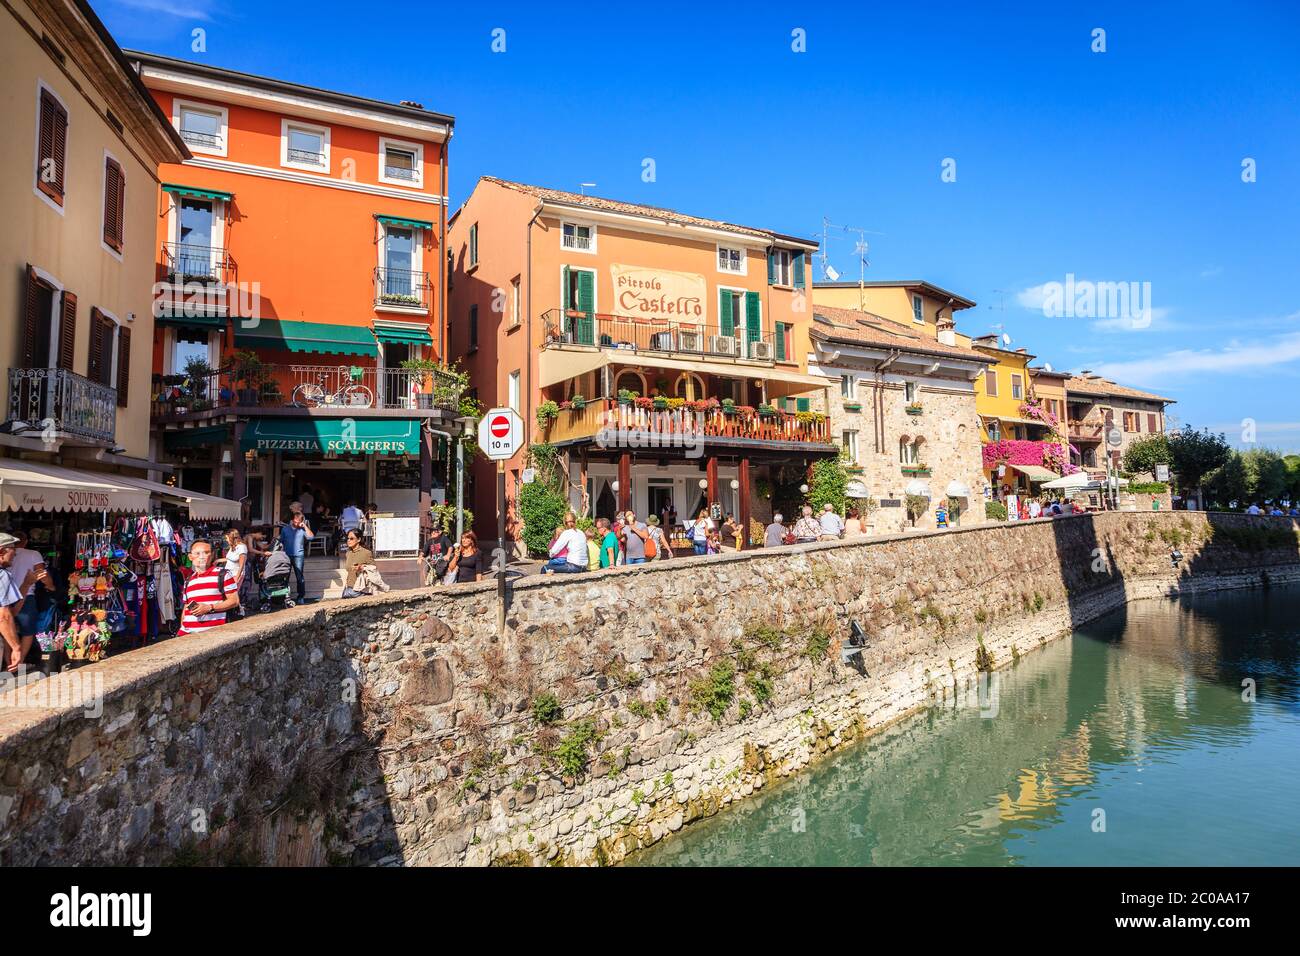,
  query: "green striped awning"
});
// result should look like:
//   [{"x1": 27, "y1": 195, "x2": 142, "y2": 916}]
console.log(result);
[
  {"x1": 375, "y1": 214, "x2": 433, "y2": 230},
  {"x1": 233, "y1": 319, "x2": 379, "y2": 358},
  {"x1": 239, "y1": 418, "x2": 420, "y2": 456},
  {"x1": 374, "y1": 323, "x2": 434, "y2": 346},
  {"x1": 163, "y1": 183, "x2": 234, "y2": 202},
  {"x1": 155, "y1": 311, "x2": 226, "y2": 329},
  {"x1": 164, "y1": 425, "x2": 230, "y2": 451}
]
